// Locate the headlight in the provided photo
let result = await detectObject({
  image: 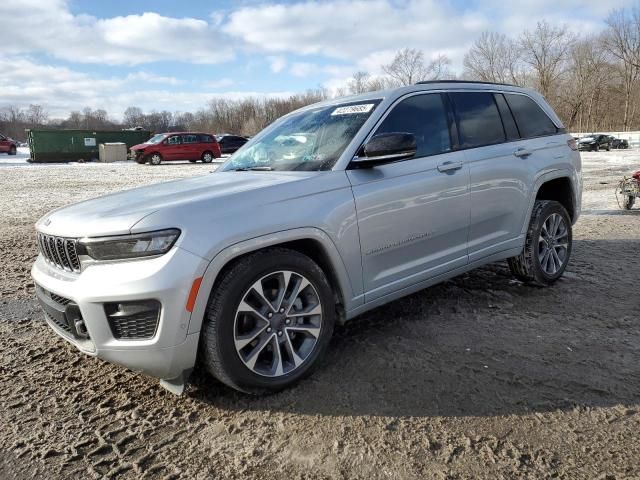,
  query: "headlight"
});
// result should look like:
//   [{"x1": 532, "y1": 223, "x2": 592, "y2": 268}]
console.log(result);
[{"x1": 78, "y1": 229, "x2": 180, "y2": 261}]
